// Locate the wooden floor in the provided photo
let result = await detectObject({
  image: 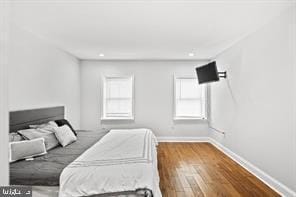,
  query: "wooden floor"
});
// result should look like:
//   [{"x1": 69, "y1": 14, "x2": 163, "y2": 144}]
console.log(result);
[{"x1": 157, "y1": 143, "x2": 280, "y2": 197}]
